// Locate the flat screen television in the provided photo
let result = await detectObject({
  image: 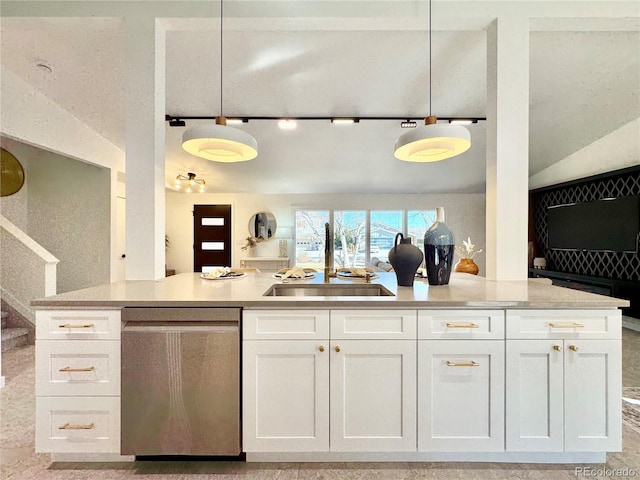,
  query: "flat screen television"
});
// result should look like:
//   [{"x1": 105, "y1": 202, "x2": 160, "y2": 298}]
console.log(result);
[{"x1": 547, "y1": 195, "x2": 640, "y2": 253}]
